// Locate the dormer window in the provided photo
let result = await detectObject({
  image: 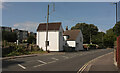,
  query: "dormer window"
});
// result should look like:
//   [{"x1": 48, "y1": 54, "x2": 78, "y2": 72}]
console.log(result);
[
  {"x1": 63, "y1": 35, "x2": 69, "y2": 41},
  {"x1": 66, "y1": 35, "x2": 69, "y2": 39}
]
